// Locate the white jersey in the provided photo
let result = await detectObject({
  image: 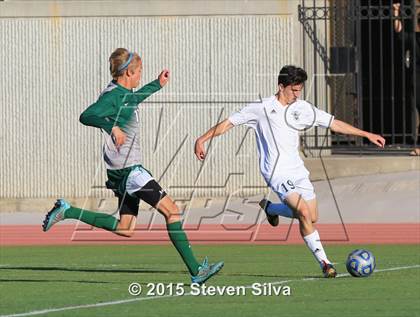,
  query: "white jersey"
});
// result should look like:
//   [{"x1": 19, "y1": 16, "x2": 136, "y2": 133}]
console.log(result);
[{"x1": 228, "y1": 96, "x2": 334, "y2": 184}]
